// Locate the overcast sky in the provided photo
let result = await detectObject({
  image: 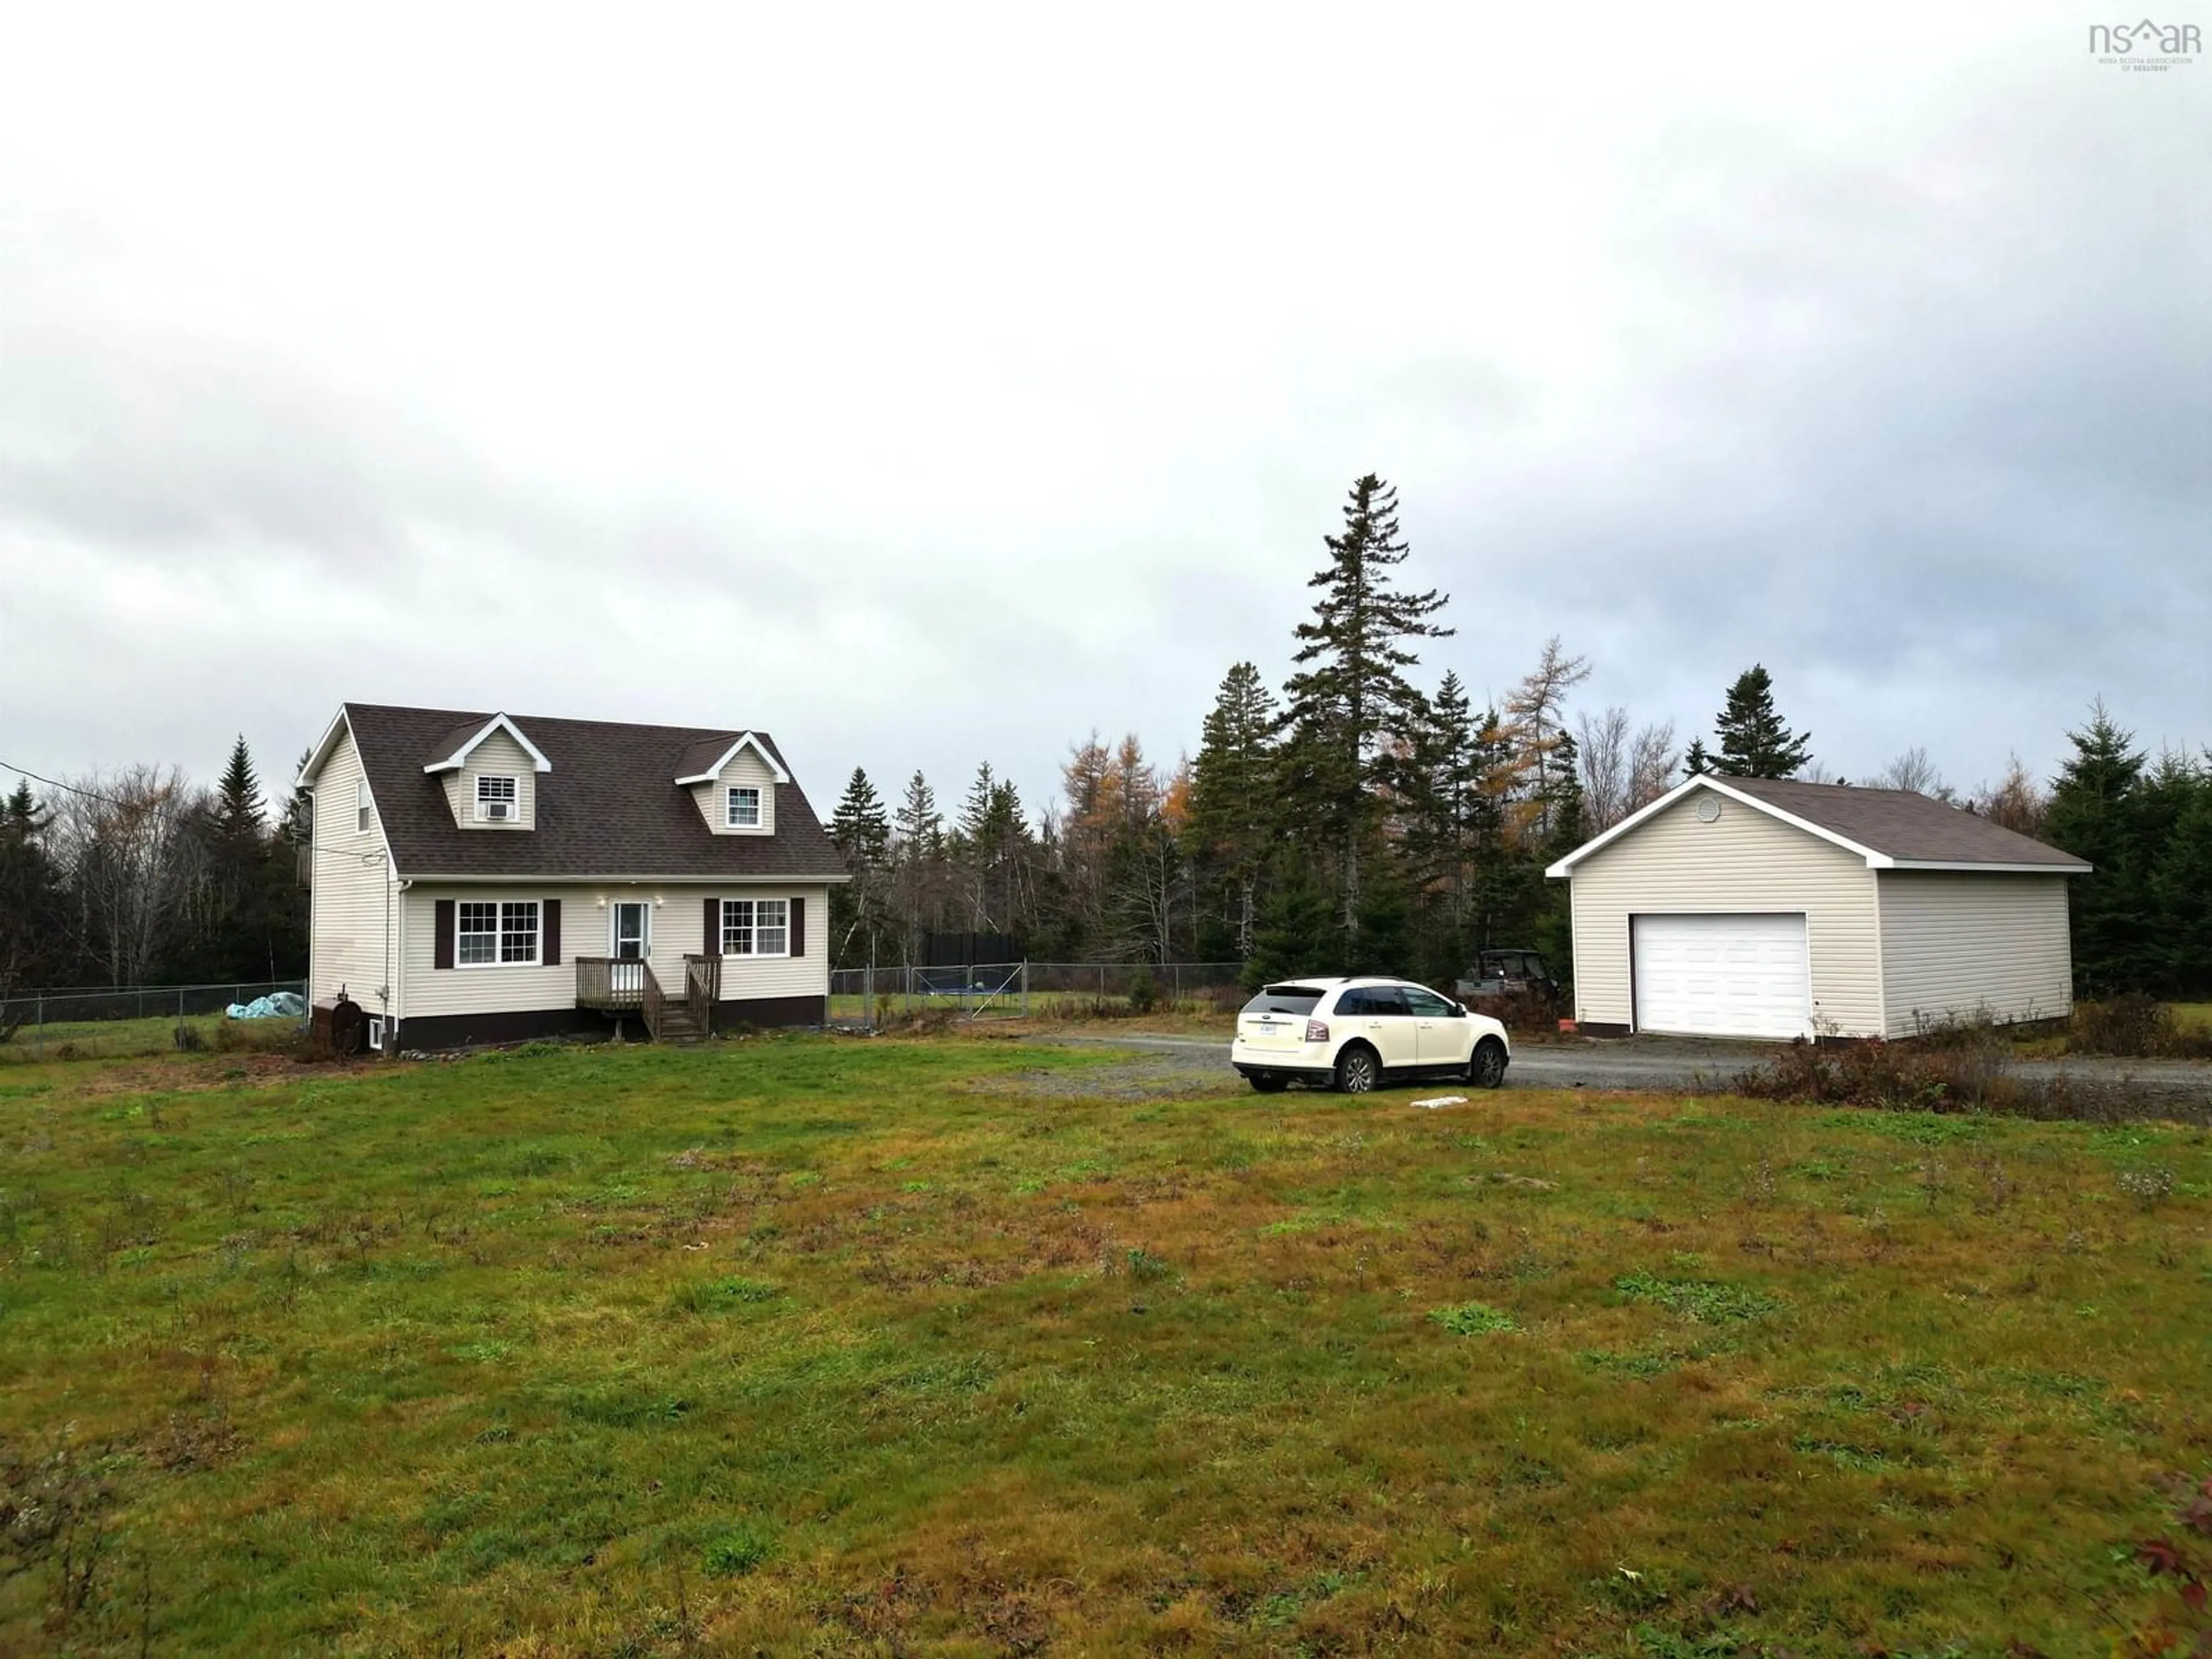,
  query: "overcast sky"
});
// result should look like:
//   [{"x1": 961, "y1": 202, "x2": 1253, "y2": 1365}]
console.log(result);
[{"x1": 2, "y1": 2, "x2": 2206, "y2": 823}]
